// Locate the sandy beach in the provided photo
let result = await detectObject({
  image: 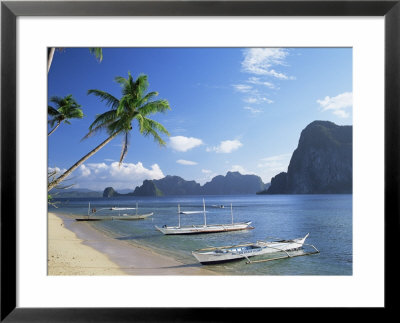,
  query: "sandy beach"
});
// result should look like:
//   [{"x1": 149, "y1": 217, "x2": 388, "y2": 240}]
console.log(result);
[{"x1": 48, "y1": 212, "x2": 216, "y2": 275}]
